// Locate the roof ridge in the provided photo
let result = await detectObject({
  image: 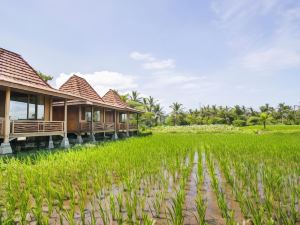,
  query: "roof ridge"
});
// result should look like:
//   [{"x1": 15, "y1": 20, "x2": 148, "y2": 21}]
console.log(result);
[{"x1": 0, "y1": 47, "x2": 21, "y2": 56}]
